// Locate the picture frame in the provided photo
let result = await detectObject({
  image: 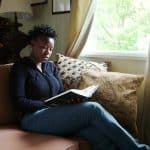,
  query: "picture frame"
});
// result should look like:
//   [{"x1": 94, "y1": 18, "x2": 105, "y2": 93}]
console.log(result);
[
  {"x1": 31, "y1": 0, "x2": 48, "y2": 6},
  {"x1": 52, "y1": 0, "x2": 71, "y2": 14}
]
